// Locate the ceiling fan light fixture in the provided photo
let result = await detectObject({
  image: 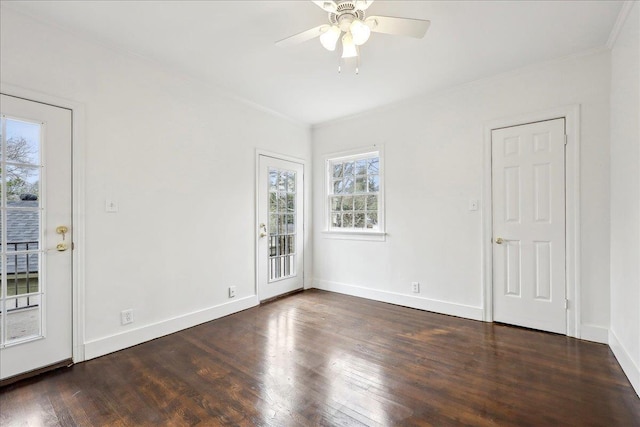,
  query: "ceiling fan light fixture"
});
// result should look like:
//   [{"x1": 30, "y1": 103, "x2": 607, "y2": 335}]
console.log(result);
[
  {"x1": 341, "y1": 32, "x2": 358, "y2": 58},
  {"x1": 350, "y1": 19, "x2": 371, "y2": 45},
  {"x1": 320, "y1": 25, "x2": 341, "y2": 51}
]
